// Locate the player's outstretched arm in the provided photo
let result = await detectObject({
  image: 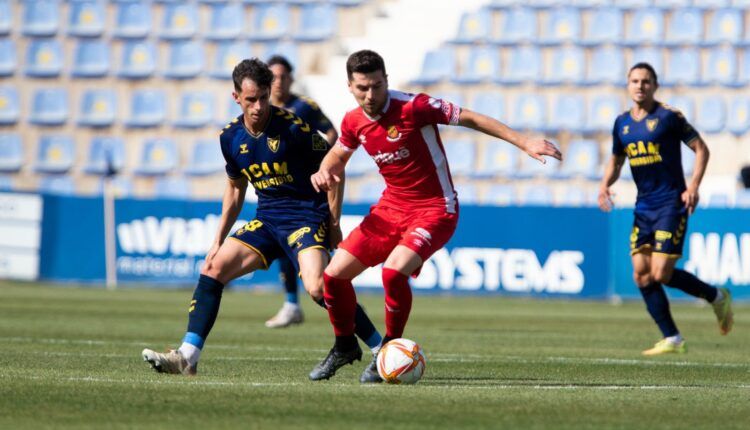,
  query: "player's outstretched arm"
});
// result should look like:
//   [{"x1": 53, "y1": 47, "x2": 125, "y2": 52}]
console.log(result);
[
  {"x1": 206, "y1": 177, "x2": 248, "y2": 262},
  {"x1": 311, "y1": 144, "x2": 352, "y2": 193},
  {"x1": 683, "y1": 137, "x2": 710, "y2": 215},
  {"x1": 457, "y1": 108, "x2": 562, "y2": 163},
  {"x1": 597, "y1": 154, "x2": 626, "y2": 212}
]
